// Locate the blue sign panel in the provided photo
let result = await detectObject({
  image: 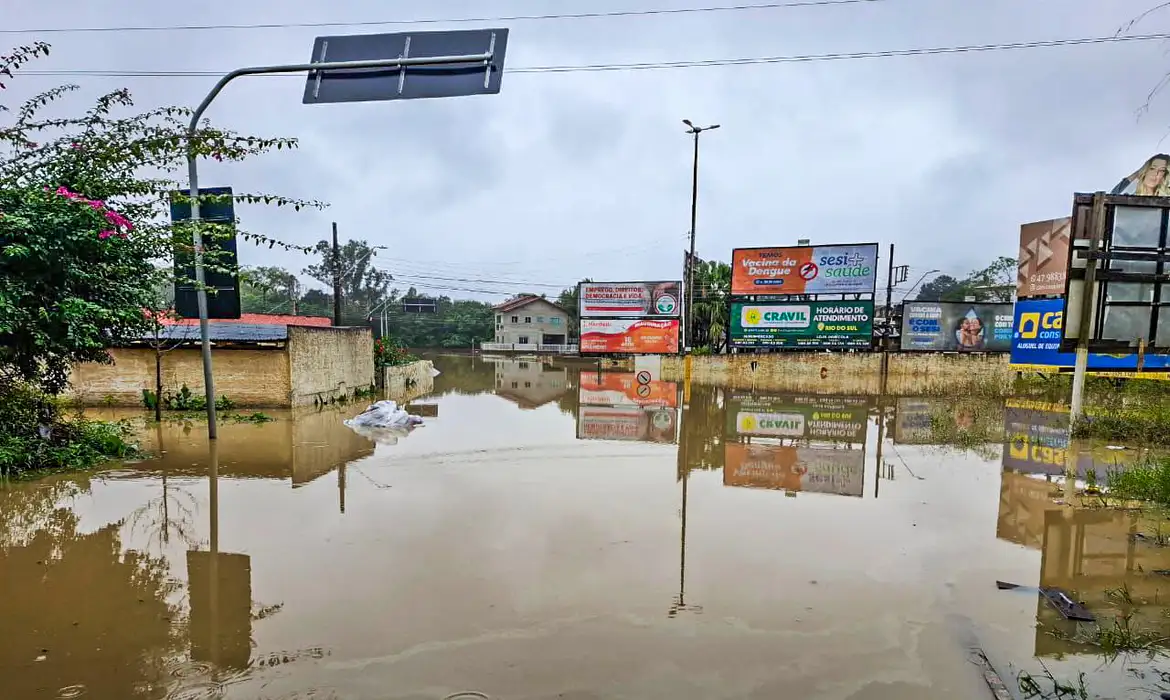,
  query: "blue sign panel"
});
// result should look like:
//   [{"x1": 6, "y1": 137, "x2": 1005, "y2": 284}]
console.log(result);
[{"x1": 1011, "y1": 298, "x2": 1170, "y2": 371}]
